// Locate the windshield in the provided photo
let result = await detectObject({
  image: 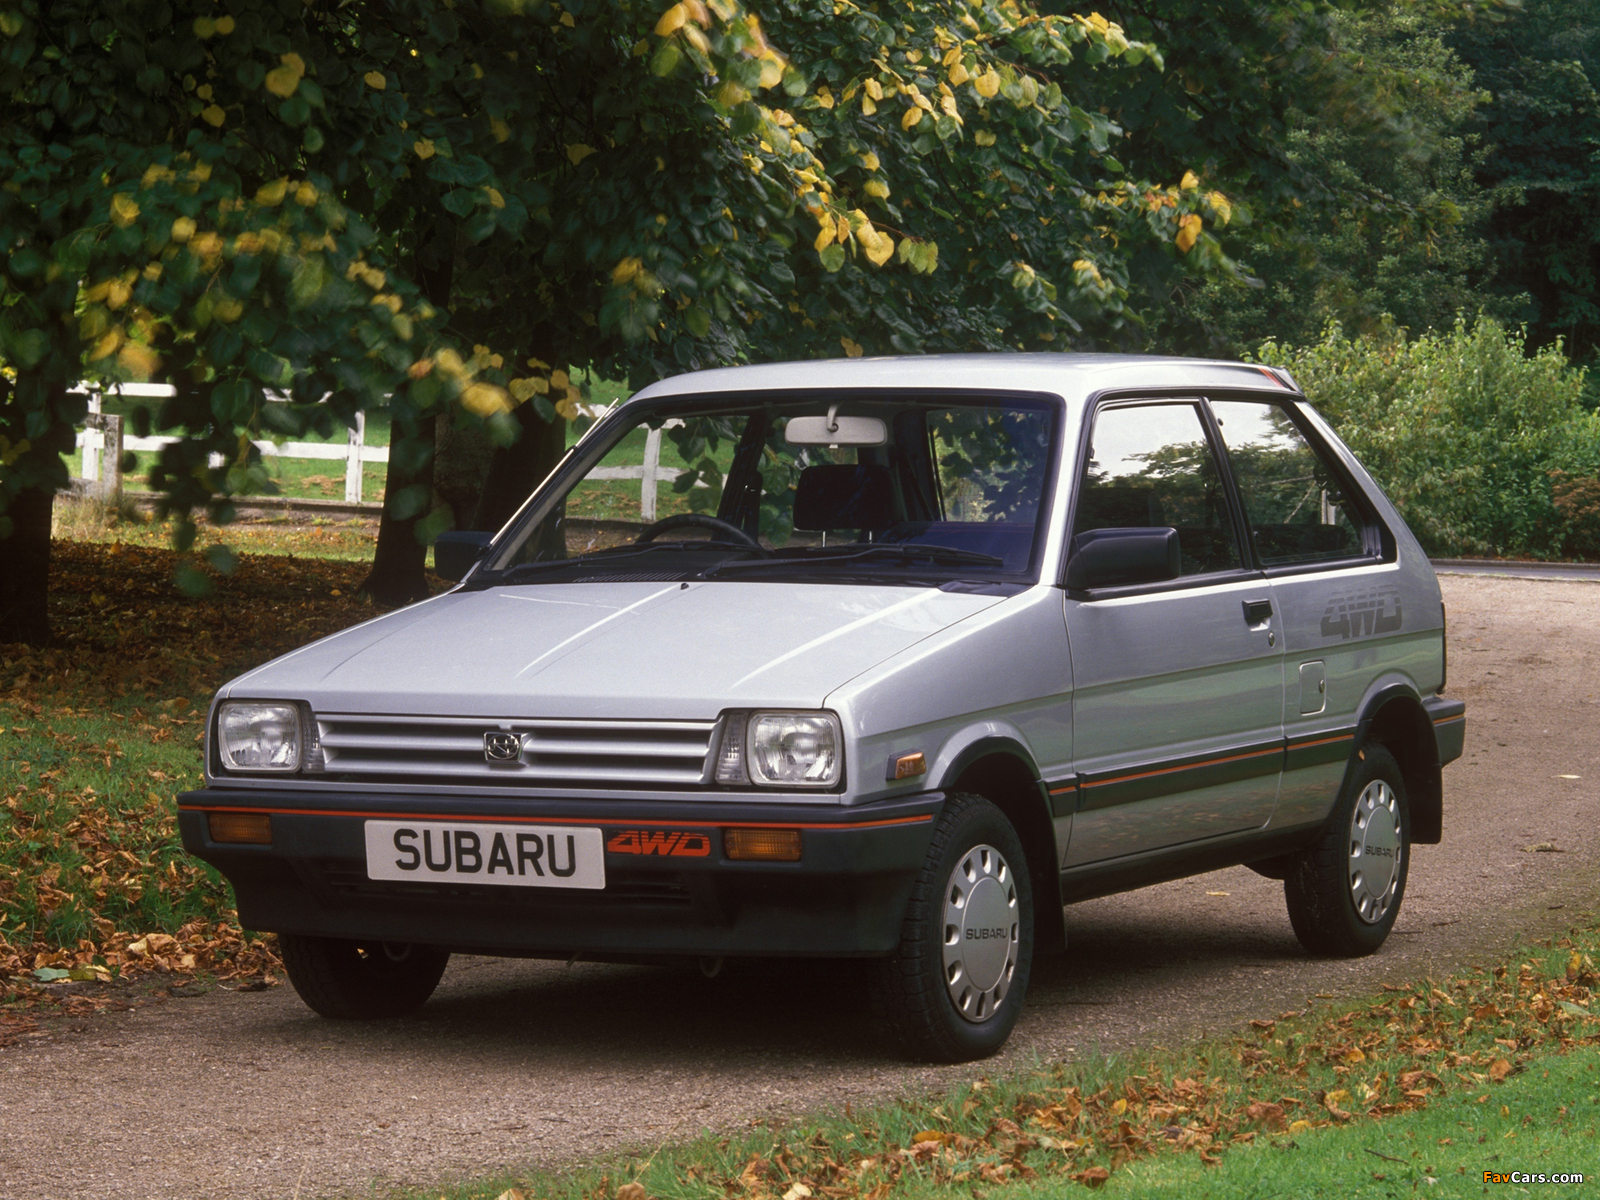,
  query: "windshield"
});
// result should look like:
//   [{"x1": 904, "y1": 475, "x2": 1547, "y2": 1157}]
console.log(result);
[{"x1": 478, "y1": 392, "x2": 1059, "y2": 586}]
